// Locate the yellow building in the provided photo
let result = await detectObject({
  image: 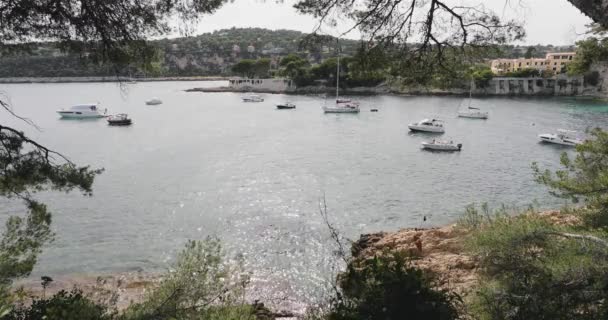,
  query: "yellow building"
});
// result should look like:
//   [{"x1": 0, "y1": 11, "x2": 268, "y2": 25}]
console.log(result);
[{"x1": 490, "y1": 52, "x2": 576, "y2": 75}]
